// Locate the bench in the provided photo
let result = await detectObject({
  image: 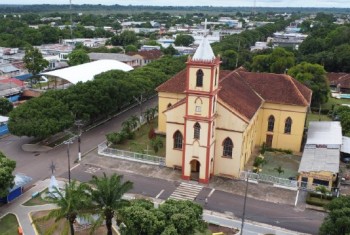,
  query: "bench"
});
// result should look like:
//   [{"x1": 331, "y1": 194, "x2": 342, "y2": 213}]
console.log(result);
[{"x1": 173, "y1": 165, "x2": 182, "y2": 170}]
